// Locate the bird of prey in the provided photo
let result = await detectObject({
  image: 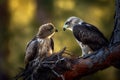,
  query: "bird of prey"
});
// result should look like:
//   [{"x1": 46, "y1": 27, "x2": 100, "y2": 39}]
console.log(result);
[
  {"x1": 25, "y1": 23, "x2": 58, "y2": 64},
  {"x1": 63, "y1": 16, "x2": 109, "y2": 57}
]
